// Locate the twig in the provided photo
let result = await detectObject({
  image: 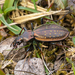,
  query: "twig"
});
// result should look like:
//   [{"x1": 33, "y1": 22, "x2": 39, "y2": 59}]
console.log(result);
[
  {"x1": 0, "y1": 23, "x2": 17, "y2": 29},
  {"x1": 1, "y1": 50, "x2": 18, "y2": 69},
  {"x1": 48, "y1": 0, "x2": 50, "y2": 8},
  {"x1": 66, "y1": 71, "x2": 74, "y2": 75},
  {"x1": 41, "y1": 48, "x2": 51, "y2": 73}
]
